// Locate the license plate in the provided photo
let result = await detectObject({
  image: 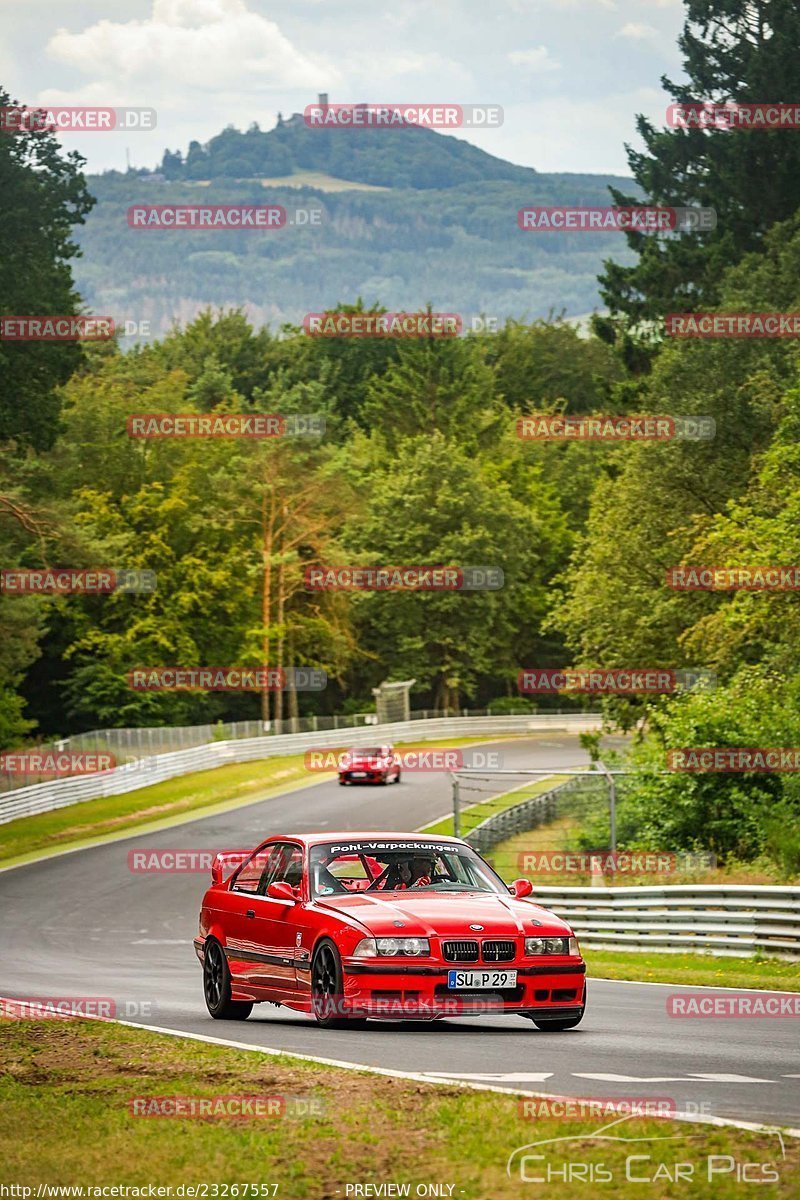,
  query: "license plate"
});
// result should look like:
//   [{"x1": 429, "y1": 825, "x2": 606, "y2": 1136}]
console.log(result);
[
  {"x1": 447, "y1": 969, "x2": 517, "y2": 989},
  {"x1": 351, "y1": 771, "x2": 367, "y2": 778}
]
